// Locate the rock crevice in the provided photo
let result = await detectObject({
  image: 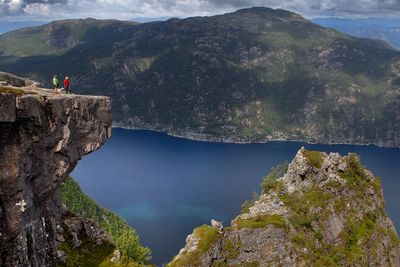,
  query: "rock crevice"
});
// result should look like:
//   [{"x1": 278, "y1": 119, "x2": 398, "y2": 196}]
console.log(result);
[
  {"x1": 0, "y1": 72, "x2": 112, "y2": 266},
  {"x1": 169, "y1": 147, "x2": 400, "y2": 267}
]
